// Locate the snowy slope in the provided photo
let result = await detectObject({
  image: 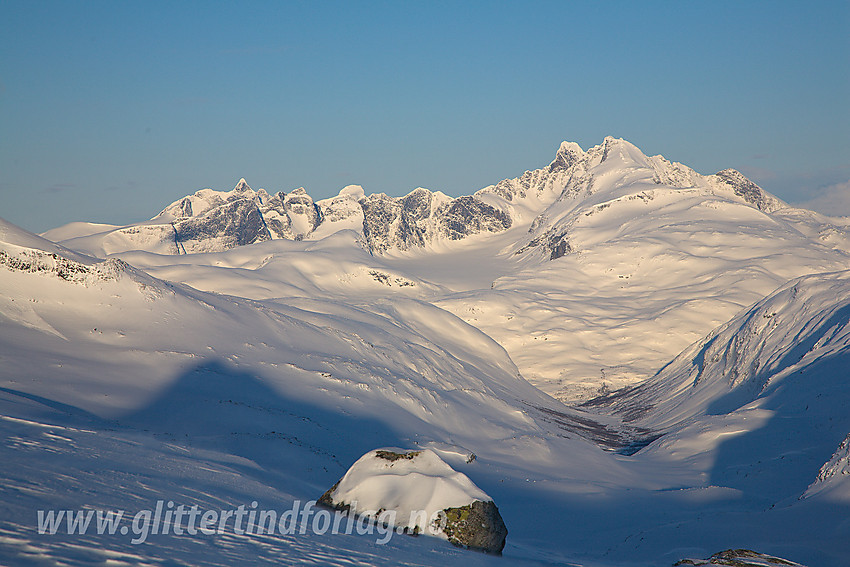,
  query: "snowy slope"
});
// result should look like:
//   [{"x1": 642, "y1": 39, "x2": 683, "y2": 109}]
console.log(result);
[
  {"x1": 588, "y1": 269, "x2": 850, "y2": 509},
  {"x1": 2, "y1": 219, "x2": 595, "y2": 456}
]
